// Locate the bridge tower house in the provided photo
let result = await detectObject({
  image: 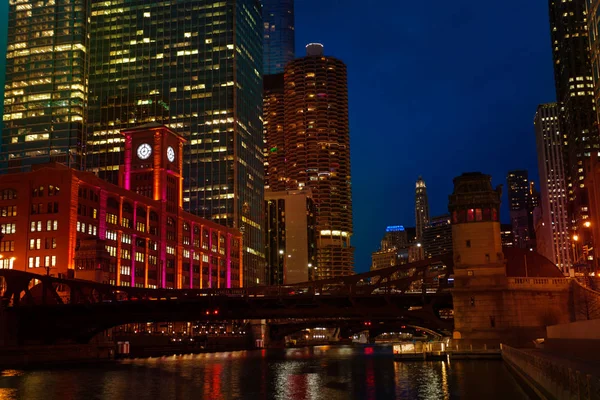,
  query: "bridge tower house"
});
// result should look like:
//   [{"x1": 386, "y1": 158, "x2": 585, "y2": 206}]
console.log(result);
[
  {"x1": 449, "y1": 173, "x2": 574, "y2": 344},
  {"x1": 449, "y1": 173, "x2": 507, "y2": 341}
]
